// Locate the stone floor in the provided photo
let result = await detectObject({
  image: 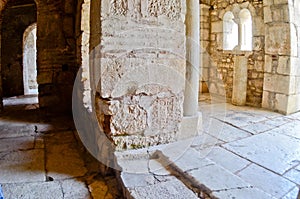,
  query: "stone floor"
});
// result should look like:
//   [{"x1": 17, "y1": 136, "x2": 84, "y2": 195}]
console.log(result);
[
  {"x1": 1, "y1": 94, "x2": 300, "y2": 199},
  {"x1": 0, "y1": 95, "x2": 123, "y2": 199},
  {"x1": 117, "y1": 94, "x2": 300, "y2": 199}
]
